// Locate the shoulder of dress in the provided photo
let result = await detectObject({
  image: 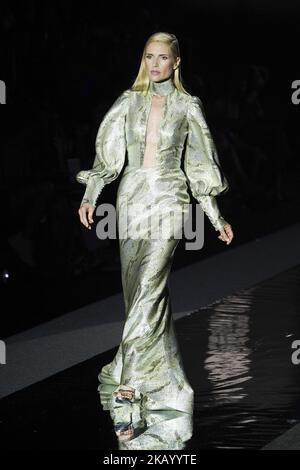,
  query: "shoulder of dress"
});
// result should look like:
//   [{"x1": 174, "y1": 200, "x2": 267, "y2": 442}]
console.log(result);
[
  {"x1": 186, "y1": 93, "x2": 206, "y2": 117},
  {"x1": 115, "y1": 89, "x2": 132, "y2": 109},
  {"x1": 188, "y1": 94, "x2": 204, "y2": 108},
  {"x1": 185, "y1": 93, "x2": 209, "y2": 127},
  {"x1": 120, "y1": 88, "x2": 132, "y2": 98}
]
